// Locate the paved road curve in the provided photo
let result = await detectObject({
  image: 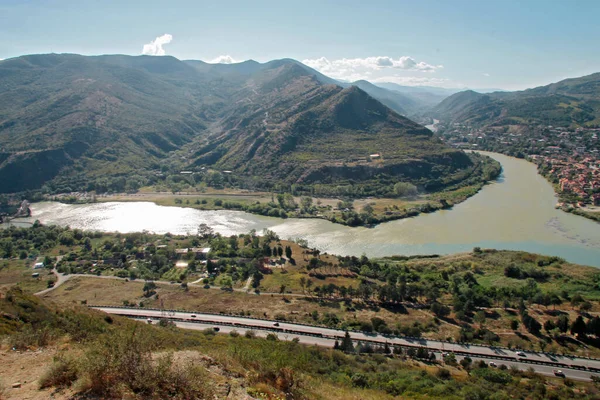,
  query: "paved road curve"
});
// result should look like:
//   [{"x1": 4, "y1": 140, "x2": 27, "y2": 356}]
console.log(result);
[{"x1": 94, "y1": 306, "x2": 600, "y2": 382}]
